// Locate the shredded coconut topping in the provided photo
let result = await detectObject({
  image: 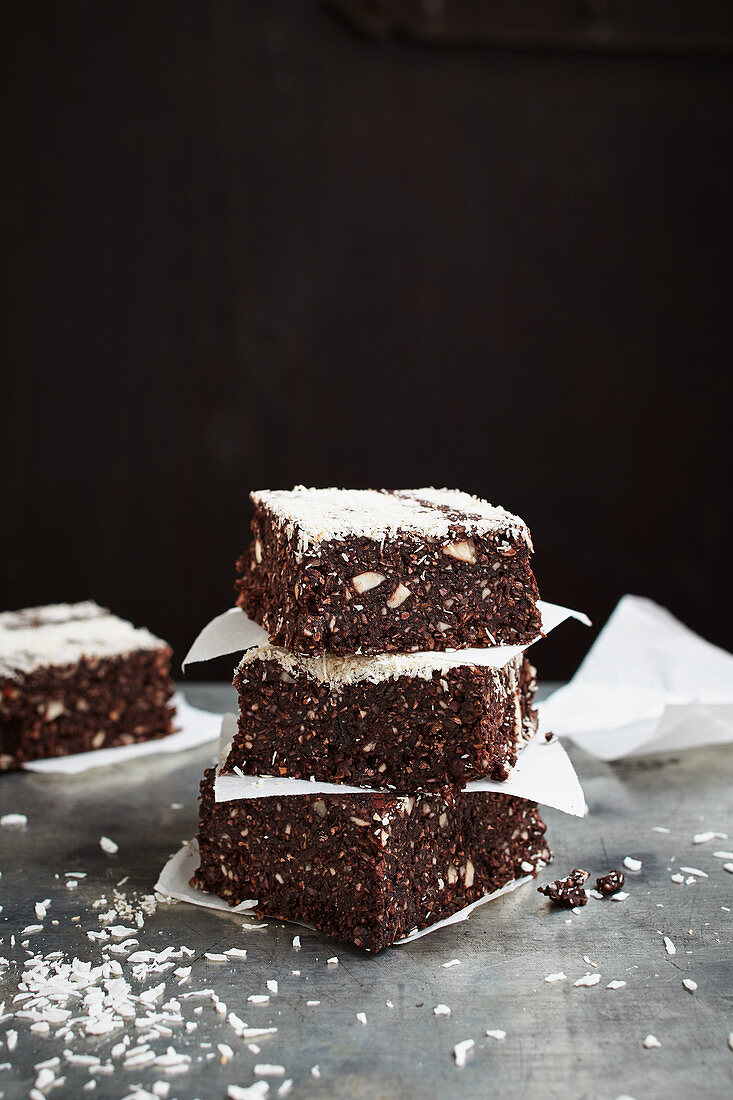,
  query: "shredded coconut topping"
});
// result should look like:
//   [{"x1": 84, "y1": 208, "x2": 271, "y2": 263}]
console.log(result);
[
  {"x1": 238, "y1": 641, "x2": 526, "y2": 689},
  {"x1": 252, "y1": 487, "x2": 532, "y2": 554},
  {"x1": 0, "y1": 602, "x2": 167, "y2": 678}
]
